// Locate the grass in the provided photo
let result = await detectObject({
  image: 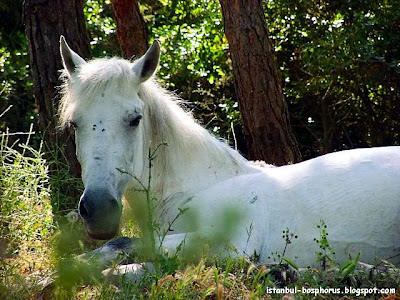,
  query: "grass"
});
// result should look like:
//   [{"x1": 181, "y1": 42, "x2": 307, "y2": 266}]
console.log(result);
[
  {"x1": 0, "y1": 129, "x2": 54, "y2": 298},
  {"x1": 0, "y1": 128, "x2": 399, "y2": 299}
]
